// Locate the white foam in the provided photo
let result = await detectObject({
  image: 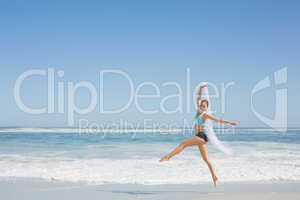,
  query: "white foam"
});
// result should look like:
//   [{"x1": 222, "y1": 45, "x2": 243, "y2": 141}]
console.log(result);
[{"x1": 0, "y1": 151, "x2": 299, "y2": 185}]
